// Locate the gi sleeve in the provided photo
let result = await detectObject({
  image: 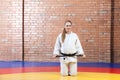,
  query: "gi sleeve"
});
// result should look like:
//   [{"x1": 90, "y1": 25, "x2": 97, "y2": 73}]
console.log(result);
[
  {"x1": 53, "y1": 35, "x2": 61, "y2": 55},
  {"x1": 75, "y1": 34, "x2": 84, "y2": 55}
]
